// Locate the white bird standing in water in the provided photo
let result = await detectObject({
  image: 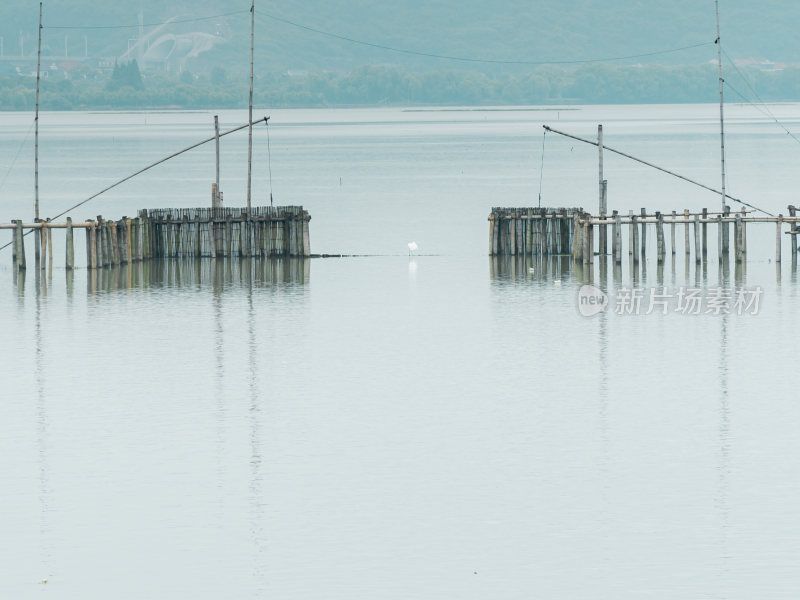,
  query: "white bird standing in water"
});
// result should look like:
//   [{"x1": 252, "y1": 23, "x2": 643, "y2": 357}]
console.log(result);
[{"x1": 408, "y1": 242, "x2": 418, "y2": 256}]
